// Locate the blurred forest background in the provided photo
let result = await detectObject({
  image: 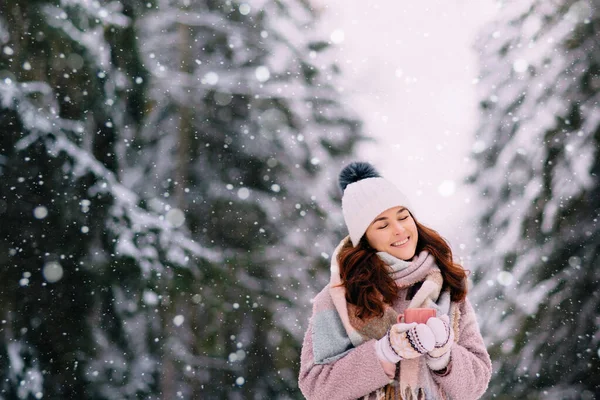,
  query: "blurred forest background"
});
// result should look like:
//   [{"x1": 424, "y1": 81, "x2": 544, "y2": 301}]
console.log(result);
[{"x1": 0, "y1": 0, "x2": 598, "y2": 399}]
